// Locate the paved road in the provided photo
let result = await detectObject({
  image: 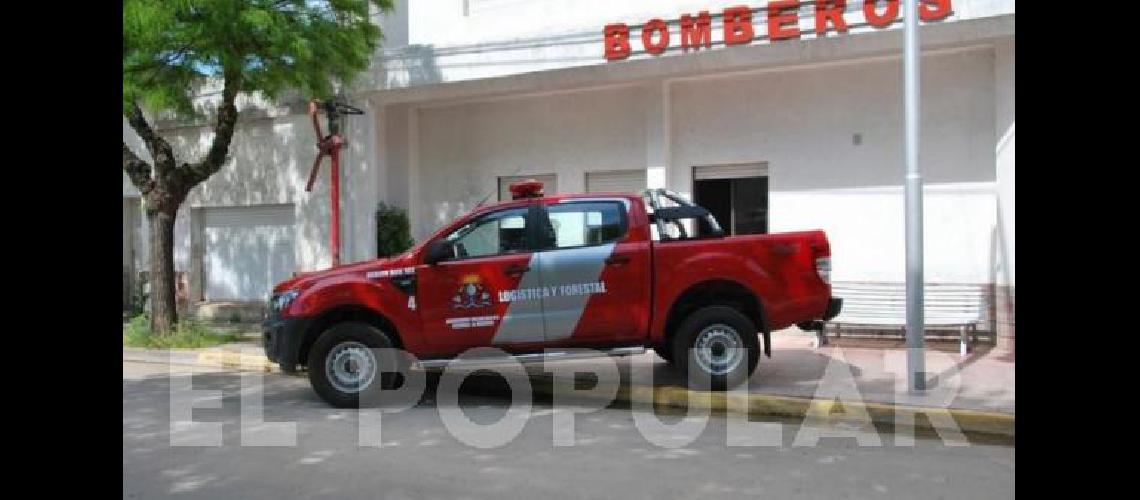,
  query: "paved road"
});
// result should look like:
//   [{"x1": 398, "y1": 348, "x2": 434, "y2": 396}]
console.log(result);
[{"x1": 124, "y1": 362, "x2": 1013, "y2": 499}]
